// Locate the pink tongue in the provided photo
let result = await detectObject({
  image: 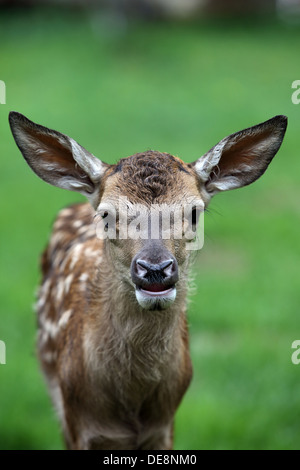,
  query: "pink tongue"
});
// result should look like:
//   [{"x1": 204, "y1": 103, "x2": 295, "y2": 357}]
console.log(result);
[{"x1": 143, "y1": 284, "x2": 166, "y2": 293}]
